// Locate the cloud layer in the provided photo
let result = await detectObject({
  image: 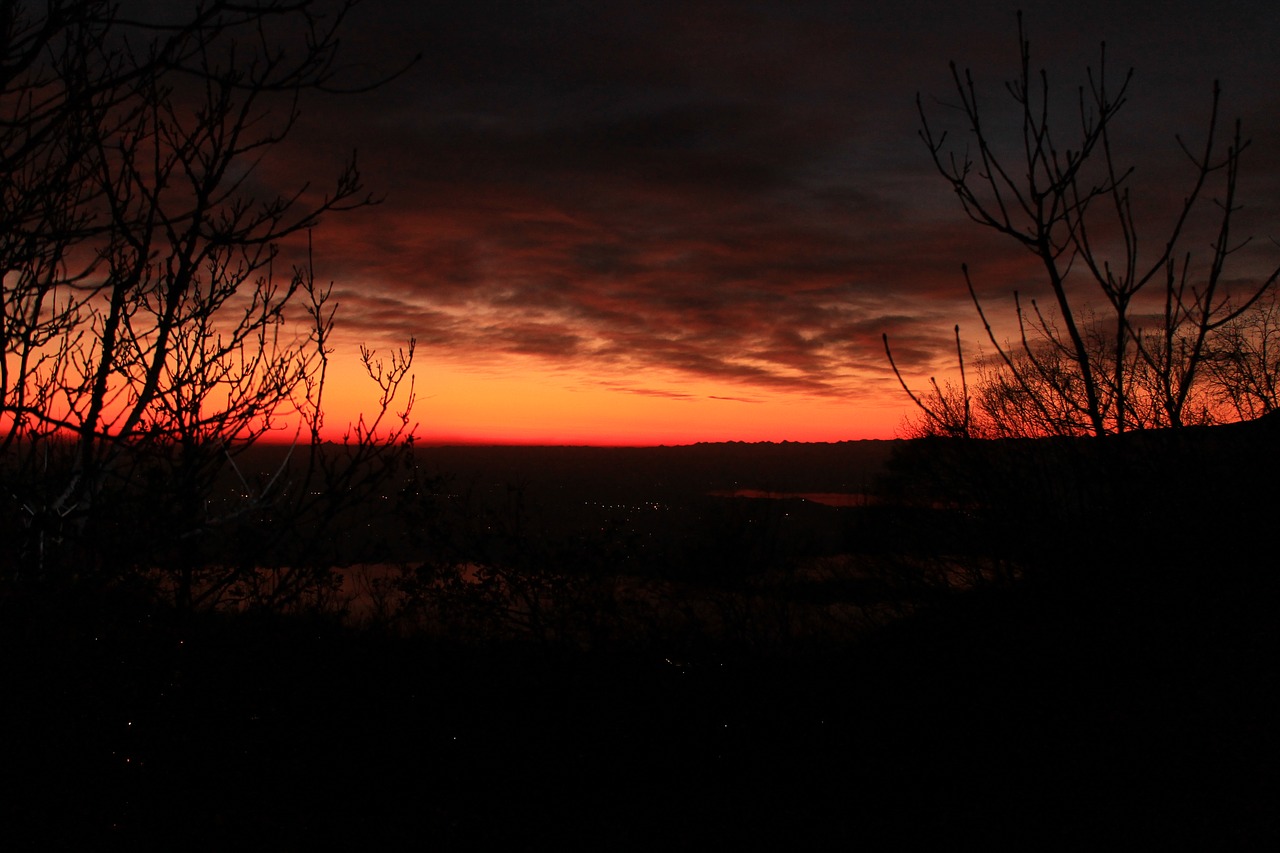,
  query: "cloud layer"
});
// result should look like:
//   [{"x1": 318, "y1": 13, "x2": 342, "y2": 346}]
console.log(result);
[{"x1": 273, "y1": 0, "x2": 1280, "y2": 439}]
